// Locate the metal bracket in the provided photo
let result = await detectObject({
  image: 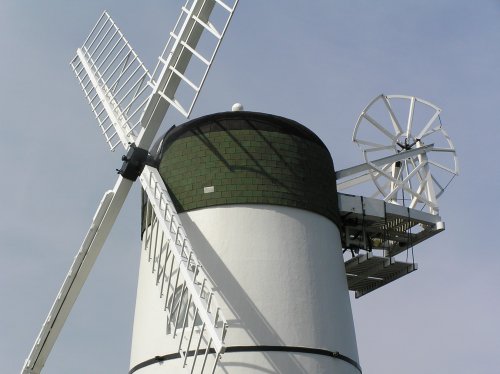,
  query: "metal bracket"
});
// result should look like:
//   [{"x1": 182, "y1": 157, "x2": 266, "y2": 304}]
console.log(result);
[{"x1": 117, "y1": 143, "x2": 156, "y2": 181}]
